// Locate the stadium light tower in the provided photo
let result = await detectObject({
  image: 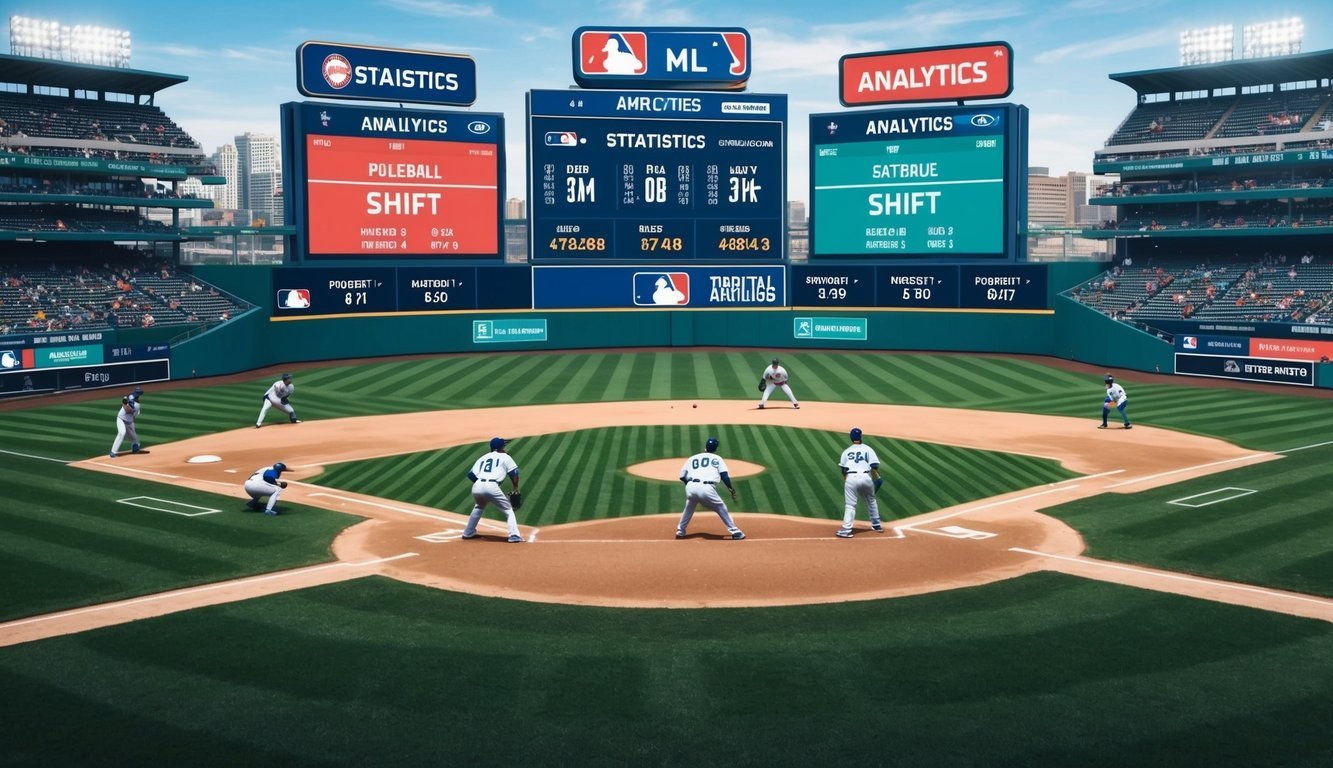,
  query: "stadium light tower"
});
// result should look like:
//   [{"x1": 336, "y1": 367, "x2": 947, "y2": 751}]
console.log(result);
[
  {"x1": 9, "y1": 15, "x2": 131, "y2": 67},
  {"x1": 1180, "y1": 24, "x2": 1234, "y2": 65},
  {"x1": 1243, "y1": 17, "x2": 1303, "y2": 59}
]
